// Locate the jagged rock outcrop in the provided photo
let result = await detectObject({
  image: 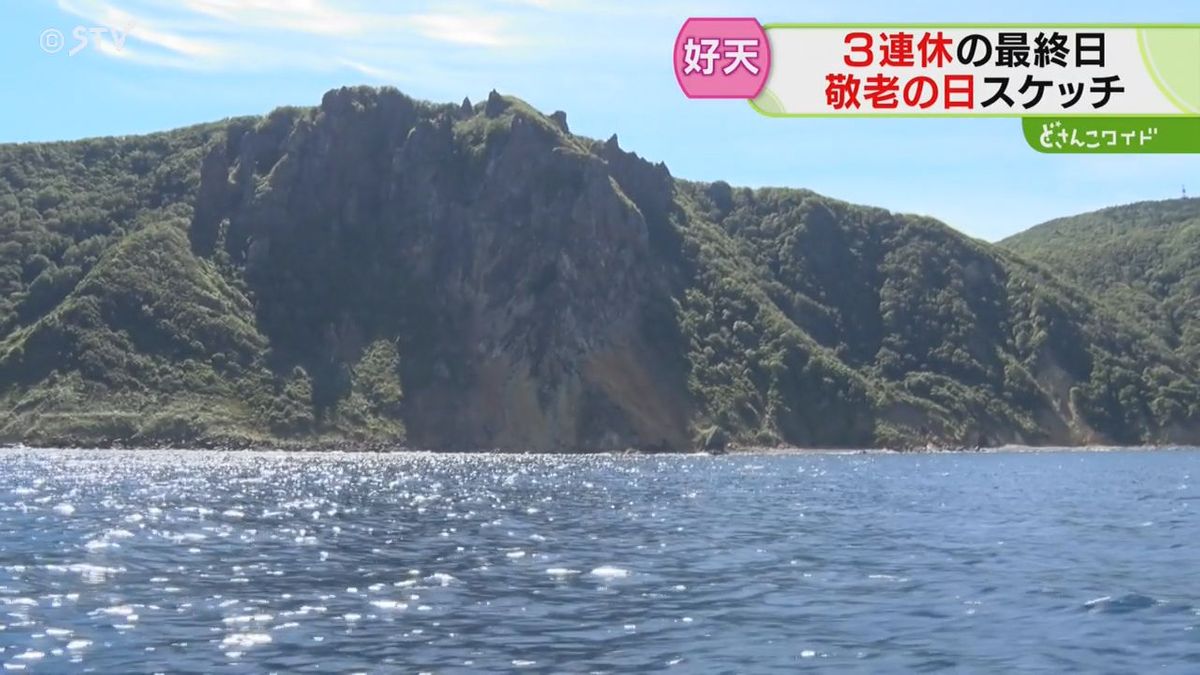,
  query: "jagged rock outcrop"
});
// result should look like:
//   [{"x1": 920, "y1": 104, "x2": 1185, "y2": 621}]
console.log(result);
[{"x1": 189, "y1": 87, "x2": 691, "y2": 450}]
